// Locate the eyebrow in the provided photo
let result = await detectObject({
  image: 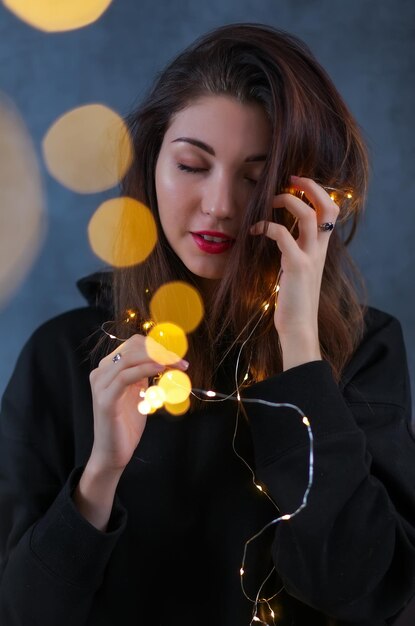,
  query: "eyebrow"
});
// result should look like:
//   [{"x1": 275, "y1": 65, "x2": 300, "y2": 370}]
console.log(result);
[{"x1": 171, "y1": 137, "x2": 267, "y2": 162}]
